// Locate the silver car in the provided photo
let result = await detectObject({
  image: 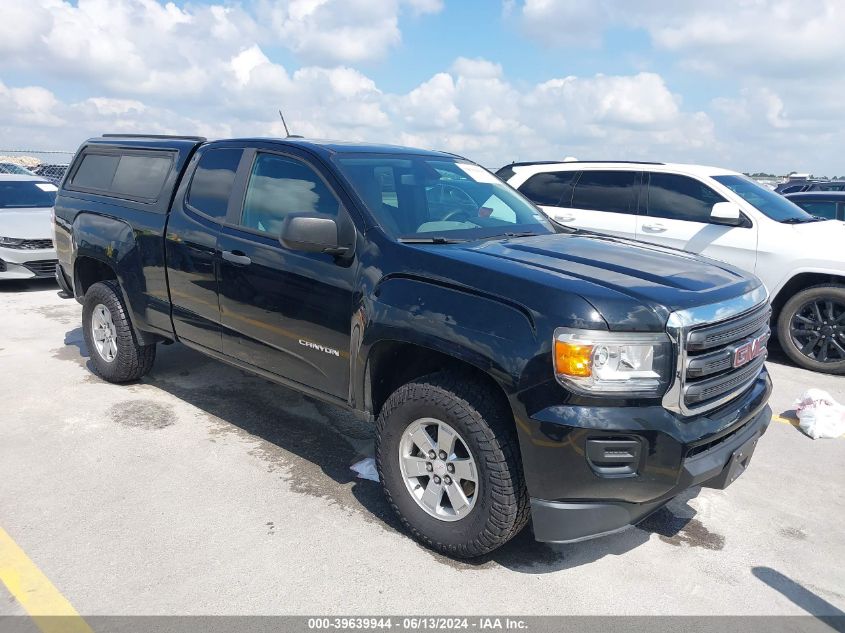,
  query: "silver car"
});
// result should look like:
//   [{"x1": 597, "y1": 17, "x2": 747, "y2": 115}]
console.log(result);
[{"x1": 0, "y1": 175, "x2": 58, "y2": 281}]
